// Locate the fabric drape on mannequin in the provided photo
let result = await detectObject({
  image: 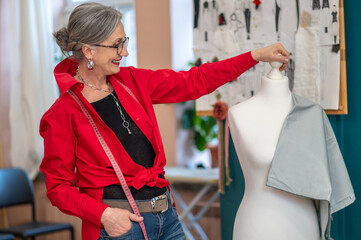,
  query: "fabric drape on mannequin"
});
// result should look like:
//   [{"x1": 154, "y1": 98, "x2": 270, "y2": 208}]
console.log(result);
[{"x1": 9, "y1": 0, "x2": 58, "y2": 179}]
